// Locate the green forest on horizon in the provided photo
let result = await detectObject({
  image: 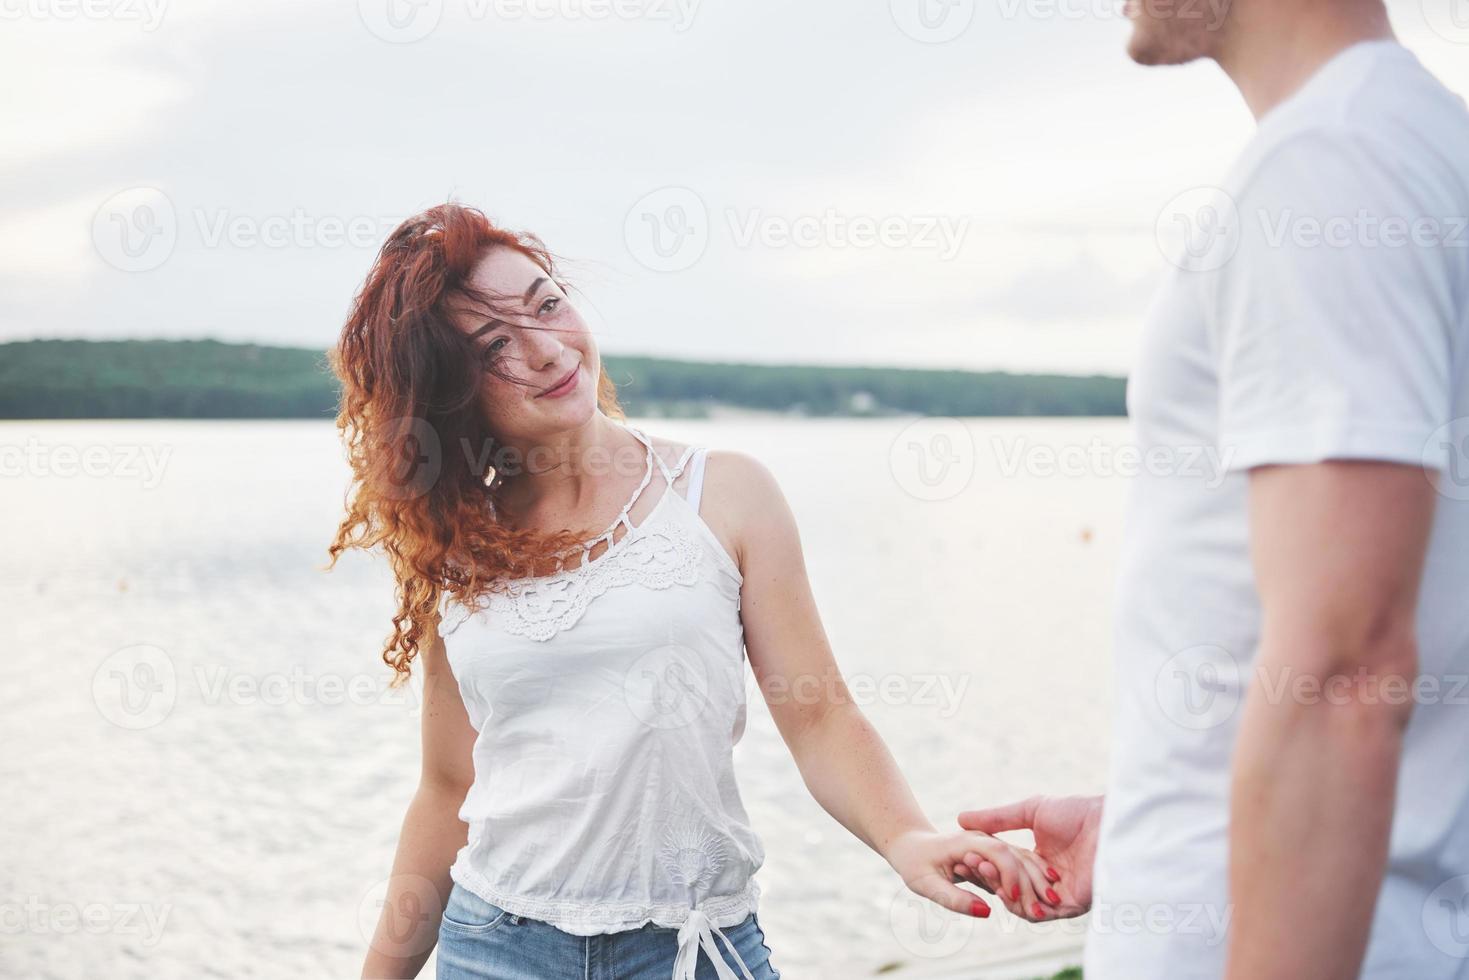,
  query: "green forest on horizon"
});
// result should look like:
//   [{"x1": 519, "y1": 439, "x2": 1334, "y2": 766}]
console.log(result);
[{"x1": 0, "y1": 338, "x2": 1127, "y2": 420}]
